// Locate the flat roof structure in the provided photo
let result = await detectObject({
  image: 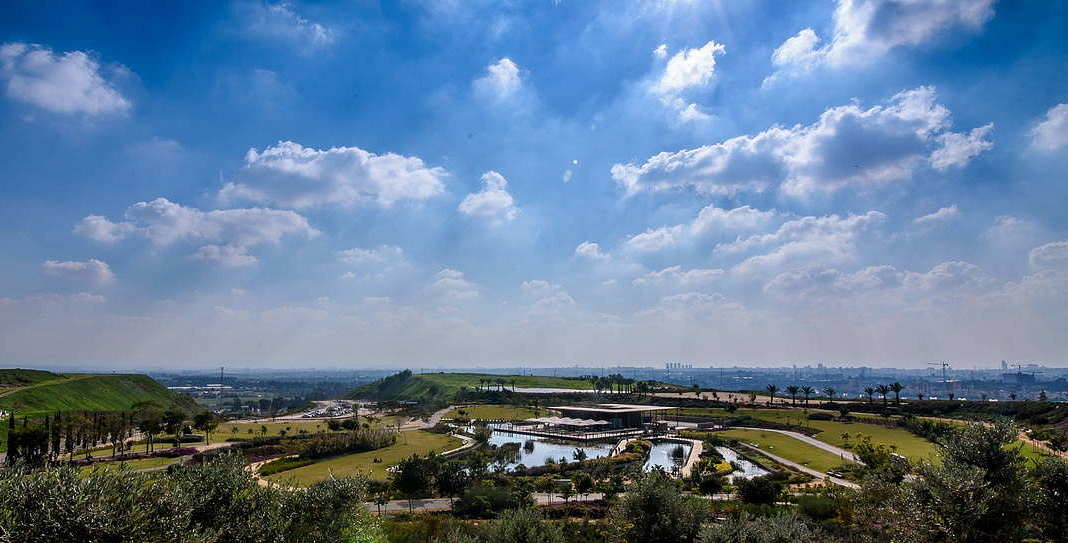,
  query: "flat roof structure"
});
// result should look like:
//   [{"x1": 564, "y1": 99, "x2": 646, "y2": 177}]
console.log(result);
[{"x1": 553, "y1": 403, "x2": 675, "y2": 429}]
